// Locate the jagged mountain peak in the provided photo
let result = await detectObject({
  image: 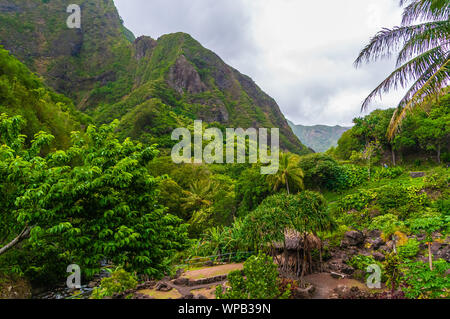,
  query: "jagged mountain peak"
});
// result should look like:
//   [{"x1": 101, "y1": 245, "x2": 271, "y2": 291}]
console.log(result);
[{"x1": 0, "y1": 0, "x2": 310, "y2": 154}]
